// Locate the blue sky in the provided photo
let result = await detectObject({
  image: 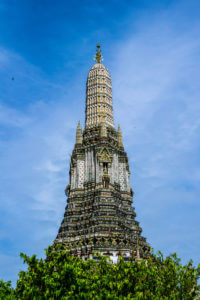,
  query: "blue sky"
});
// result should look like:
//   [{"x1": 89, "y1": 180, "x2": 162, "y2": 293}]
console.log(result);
[{"x1": 0, "y1": 0, "x2": 200, "y2": 285}]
